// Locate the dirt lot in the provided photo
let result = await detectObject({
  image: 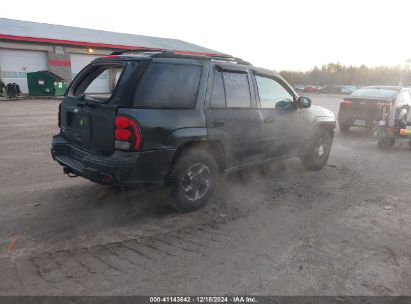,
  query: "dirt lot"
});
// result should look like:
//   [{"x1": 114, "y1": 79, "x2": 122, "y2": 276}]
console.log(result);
[{"x1": 0, "y1": 95, "x2": 410, "y2": 295}]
